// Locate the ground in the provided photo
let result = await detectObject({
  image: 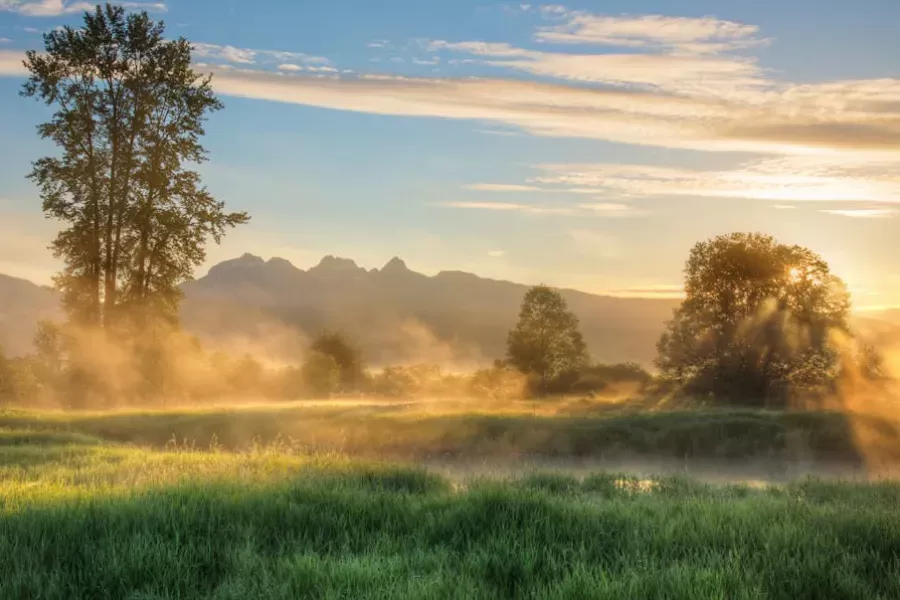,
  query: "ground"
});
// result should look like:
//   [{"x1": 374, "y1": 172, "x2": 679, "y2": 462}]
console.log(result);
[{"x1": 2, "y1": 395, "x2": 900, "y2": 599}]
